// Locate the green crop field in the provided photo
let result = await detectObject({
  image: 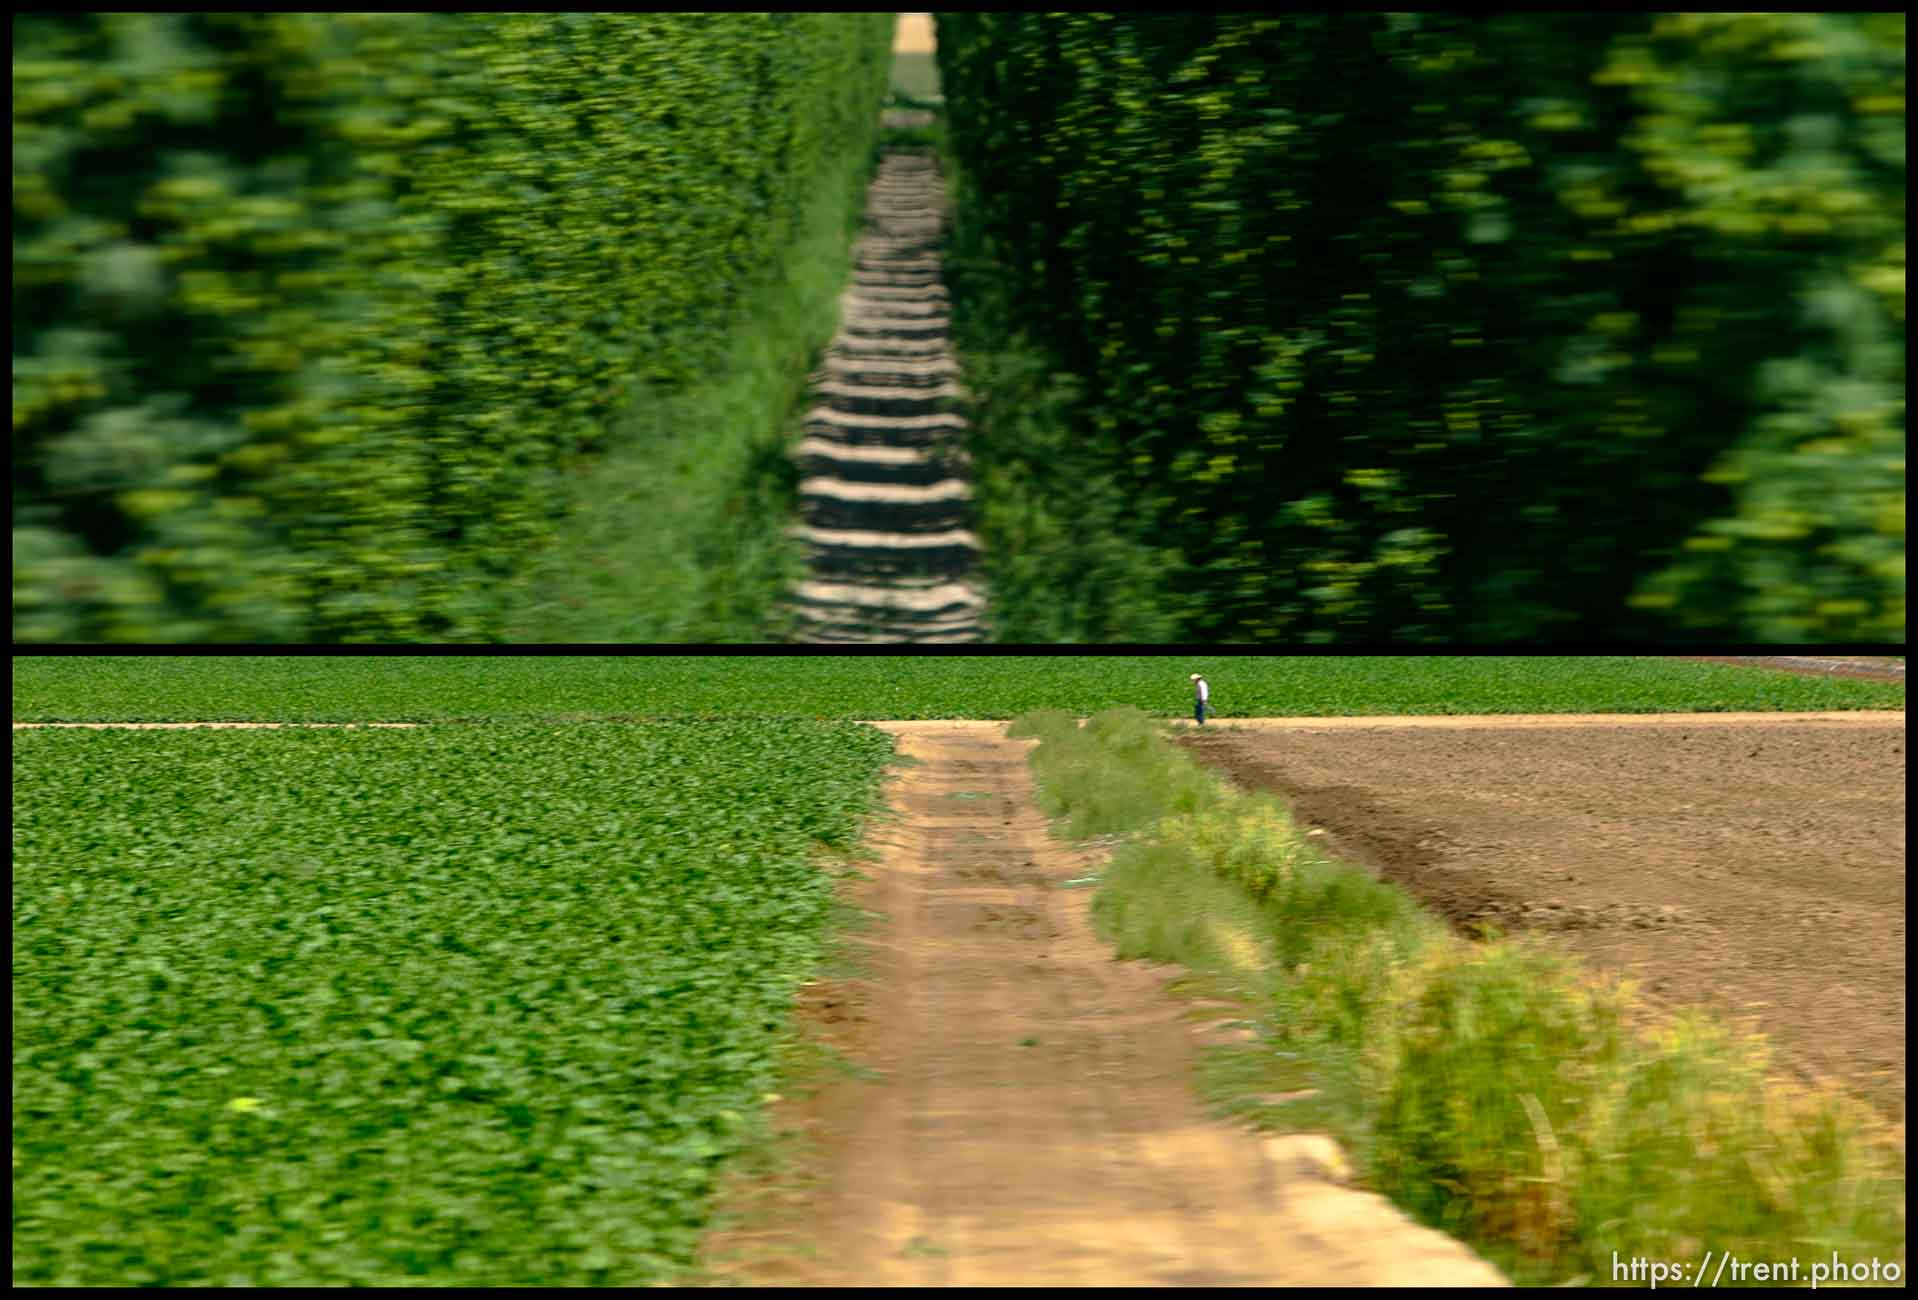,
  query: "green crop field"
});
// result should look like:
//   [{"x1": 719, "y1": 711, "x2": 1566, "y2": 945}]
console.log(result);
[
  {"x1": 12, "y1": 721, "x2": 894, "y2": 1286},
  {"x1": 9, "y1": 654, "x2": 1902, "y2": 1283},
  {"x1": 11, "y1": 655, "x2": 1905, "y2": 723}
]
